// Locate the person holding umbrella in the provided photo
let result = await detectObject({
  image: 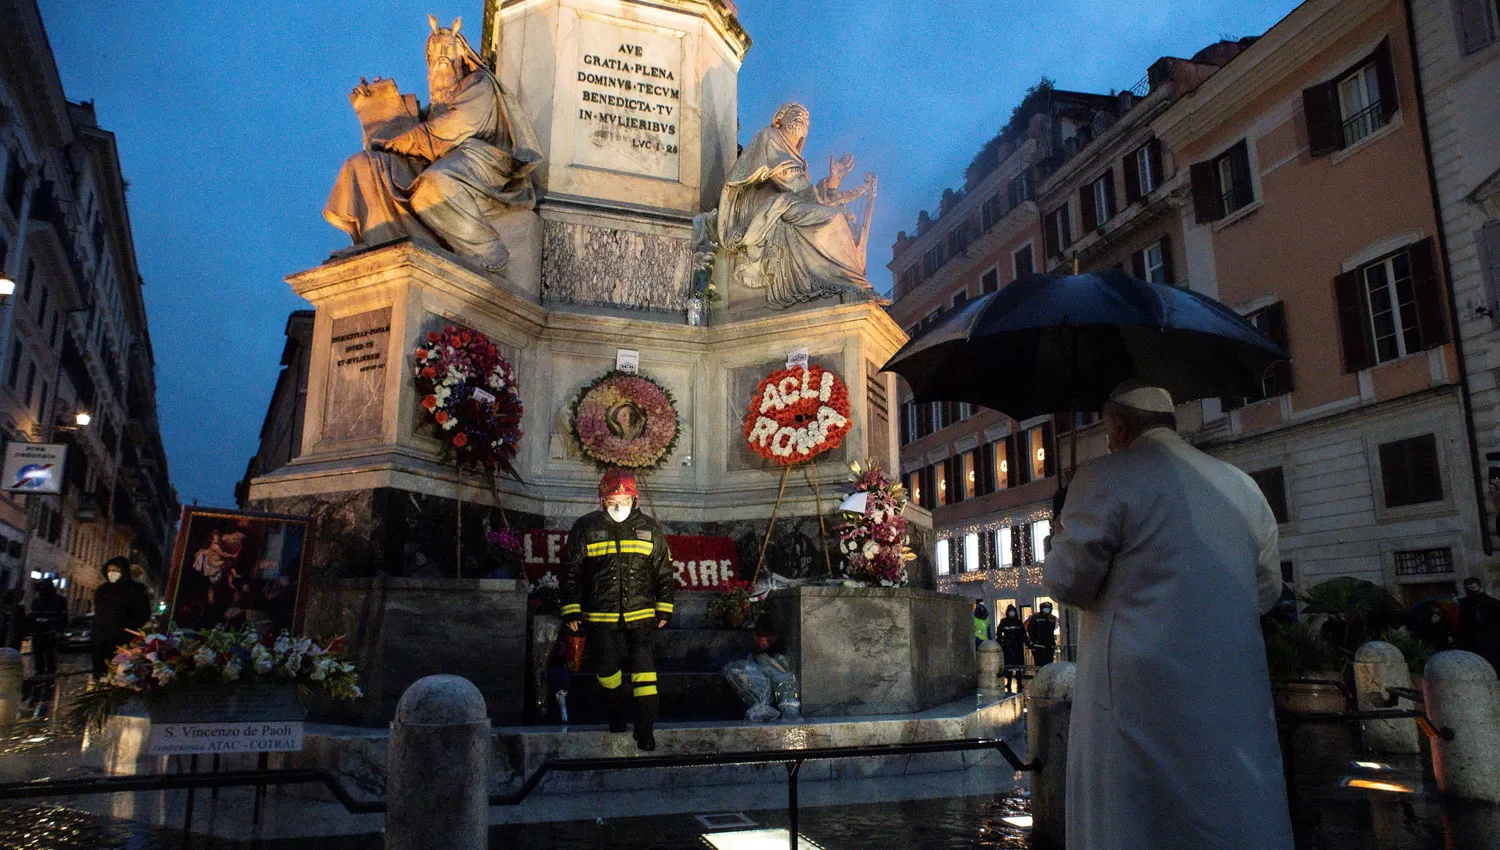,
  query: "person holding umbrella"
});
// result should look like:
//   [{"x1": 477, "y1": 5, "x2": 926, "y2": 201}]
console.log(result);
[{"x1": 1043, "y1": 381, "x2": 1290, "y2": 849}]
